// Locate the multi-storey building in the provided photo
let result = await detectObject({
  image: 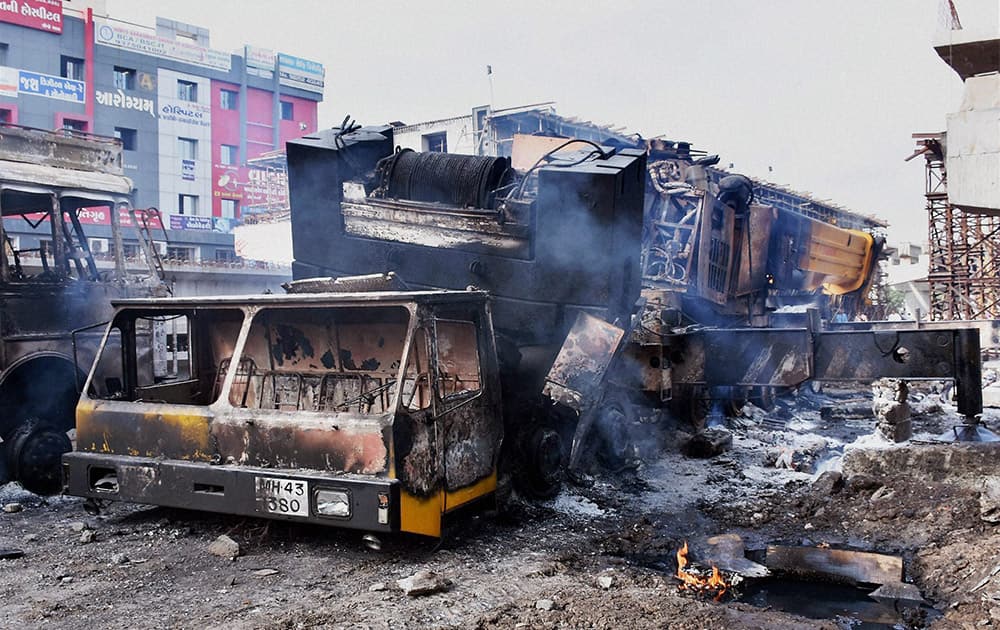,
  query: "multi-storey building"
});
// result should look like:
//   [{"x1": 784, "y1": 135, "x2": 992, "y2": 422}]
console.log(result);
[{"x1": 0, "y1": 0, "x2": 322, "y2": 291}]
